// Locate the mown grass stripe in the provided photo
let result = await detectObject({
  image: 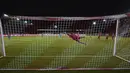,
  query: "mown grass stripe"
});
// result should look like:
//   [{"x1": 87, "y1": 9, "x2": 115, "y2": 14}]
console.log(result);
[
  {"x1": 2, "y1": 37, "x2": 55, "y2": 69},
  {"x1": 83, "y1": 40, "x2": 113, "y2": 68},
  {"x1": 46, "y1": 37, "x2": 93, "y2": 68},
  {"x1": 25, "y1": 37, "x2": 74, "y2": 69}
]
